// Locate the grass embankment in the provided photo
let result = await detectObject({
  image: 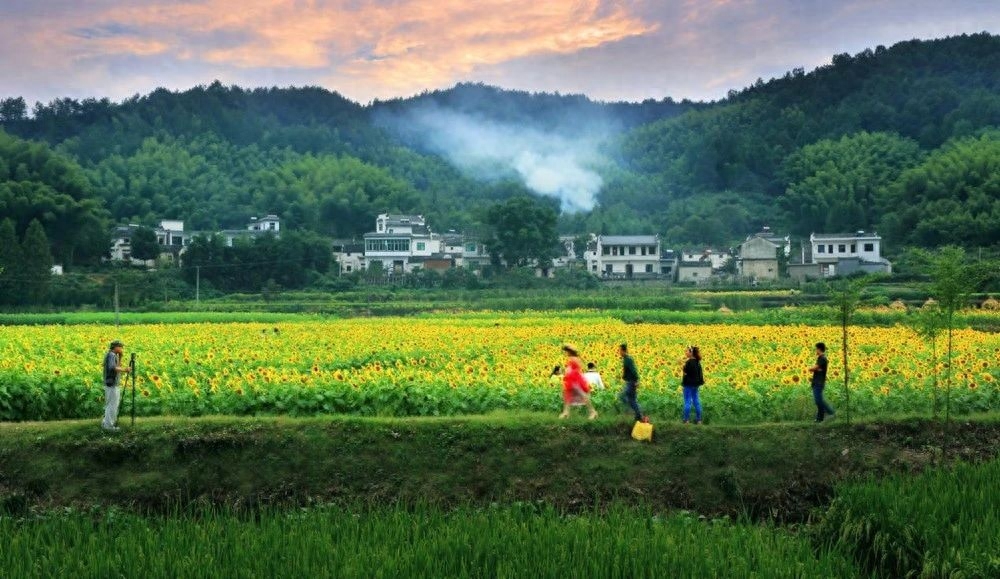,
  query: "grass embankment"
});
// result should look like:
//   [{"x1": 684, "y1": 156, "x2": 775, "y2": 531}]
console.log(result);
[
  {"x1": 0, "y1": 505, "x2": 858, "y2": 578},
  {"x1": 3, "y1": 414, "x2": 999, "y2": 519}
]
